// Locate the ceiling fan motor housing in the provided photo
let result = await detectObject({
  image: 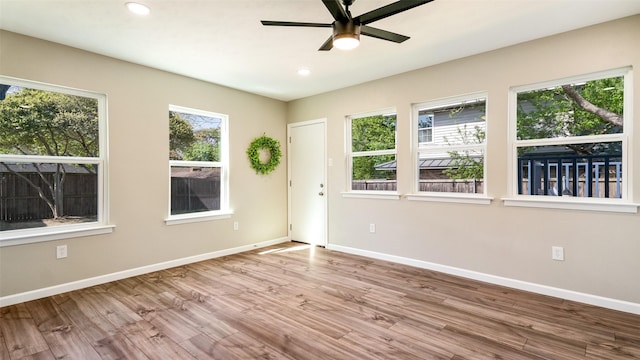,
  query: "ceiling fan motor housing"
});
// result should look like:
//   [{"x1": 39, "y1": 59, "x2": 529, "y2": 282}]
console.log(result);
[{"x1": 333, "y1": 20, "x2": 360, "y2": 42}]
